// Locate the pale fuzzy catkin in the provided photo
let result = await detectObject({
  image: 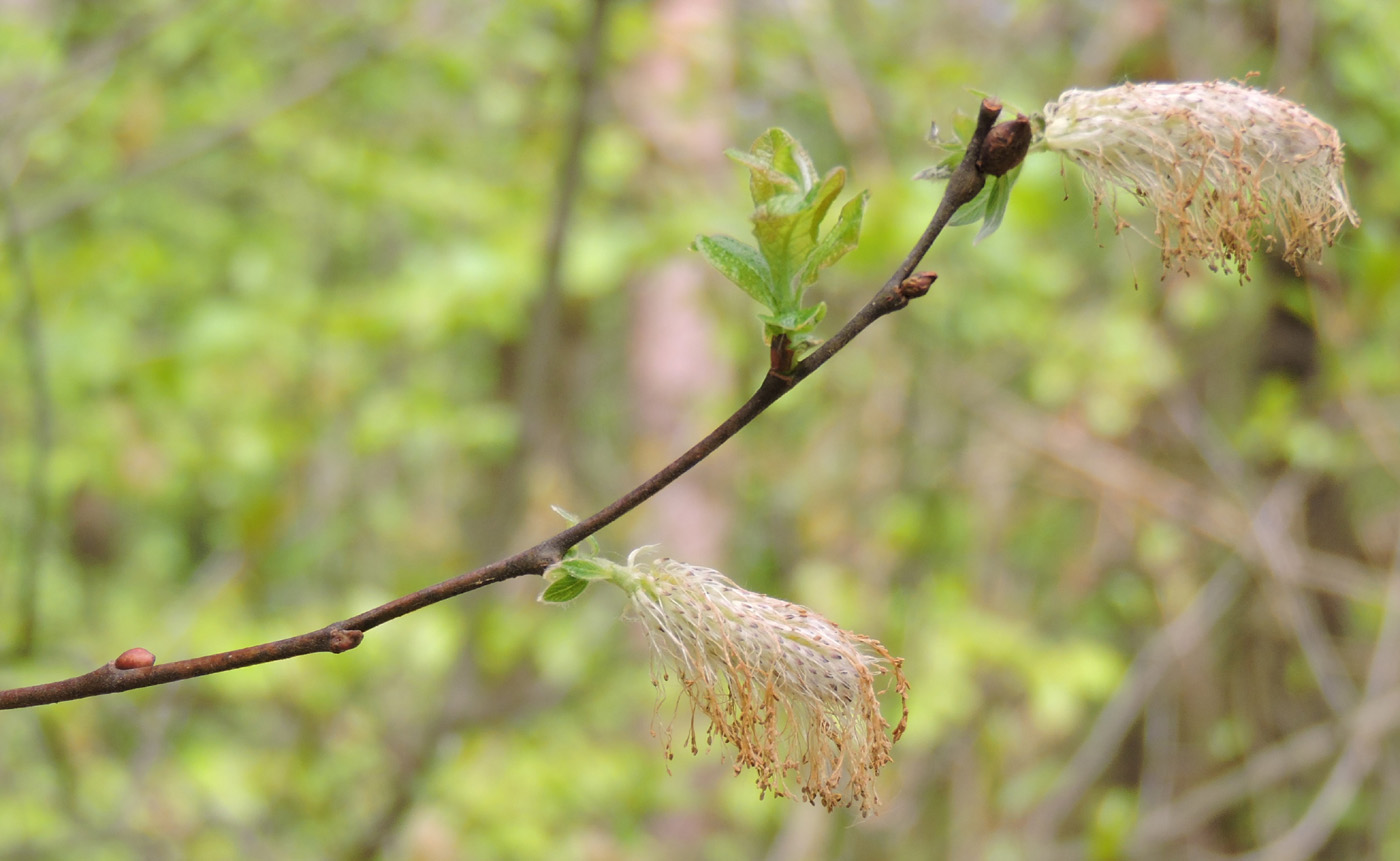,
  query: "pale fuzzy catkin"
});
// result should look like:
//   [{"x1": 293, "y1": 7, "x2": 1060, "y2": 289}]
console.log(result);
[
  {"x1": 1042, "y1": 81, "x2": 1358, "y2": 276},
  {"x1": 620, "y1": 555, "x2": 907, "y2": 816}
]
